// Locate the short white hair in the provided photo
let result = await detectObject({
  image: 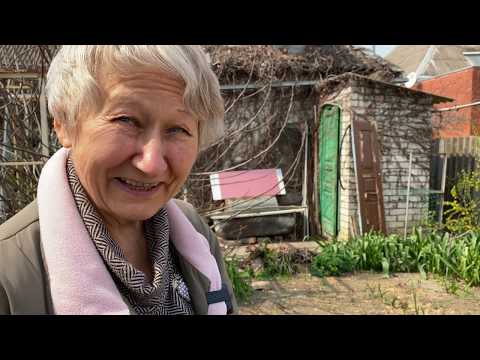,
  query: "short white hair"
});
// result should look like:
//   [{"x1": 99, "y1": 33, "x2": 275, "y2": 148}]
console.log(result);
[{"x1": 46, "y1": 45, "x2": 224, "y2": 150}]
